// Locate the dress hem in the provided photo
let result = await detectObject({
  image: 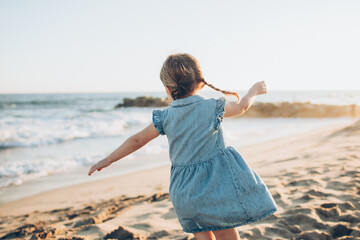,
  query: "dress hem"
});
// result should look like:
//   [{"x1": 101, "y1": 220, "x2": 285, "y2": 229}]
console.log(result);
[{"x1": 182, "y1": 207, "x2": 277, "y2": 234}]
